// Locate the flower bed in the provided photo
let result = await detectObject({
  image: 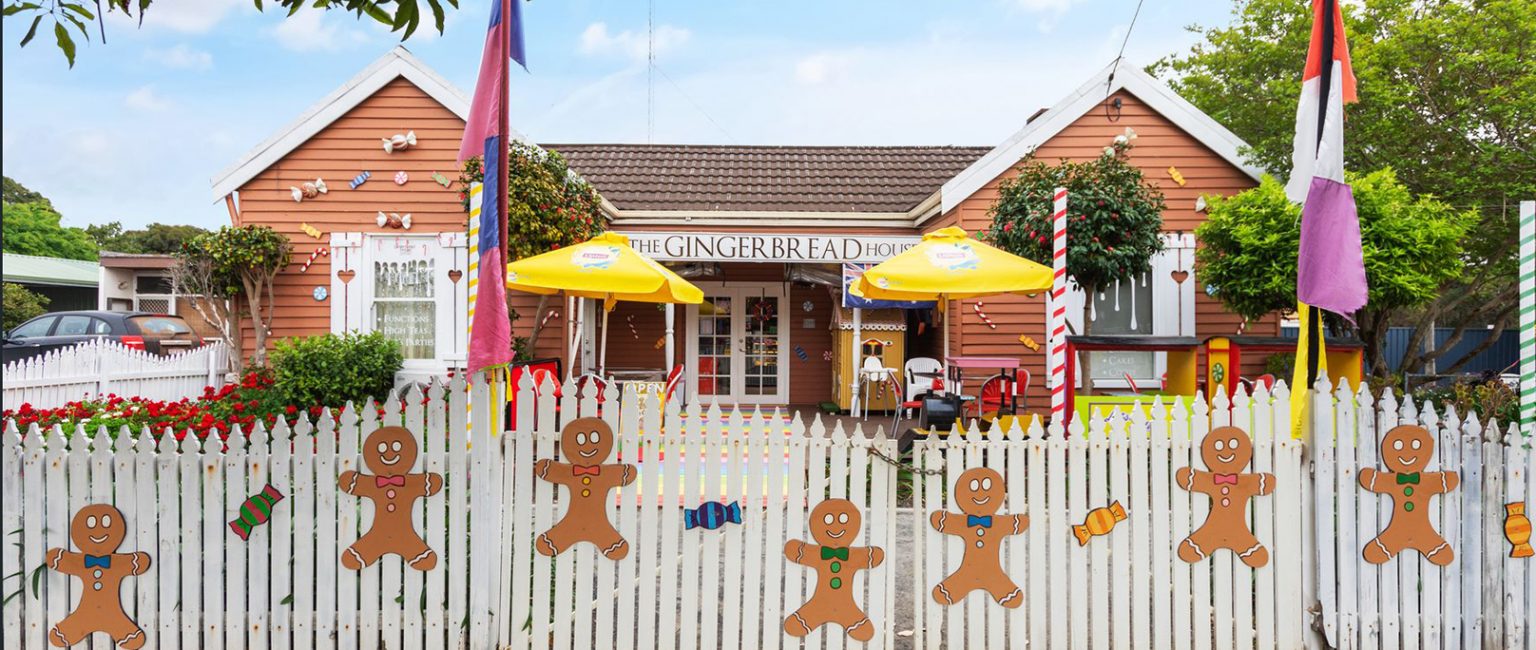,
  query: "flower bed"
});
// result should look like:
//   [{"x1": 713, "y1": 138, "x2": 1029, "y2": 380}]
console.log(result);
[{"x1": 3, "y1": 370, "x2": 333, "y2": 441}]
